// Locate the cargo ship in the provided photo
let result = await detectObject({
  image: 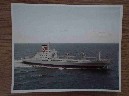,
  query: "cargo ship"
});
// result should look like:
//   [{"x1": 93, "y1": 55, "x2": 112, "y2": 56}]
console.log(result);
[{"x1": 22, "y1": 43, "x2": 110, "y2": 69}]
